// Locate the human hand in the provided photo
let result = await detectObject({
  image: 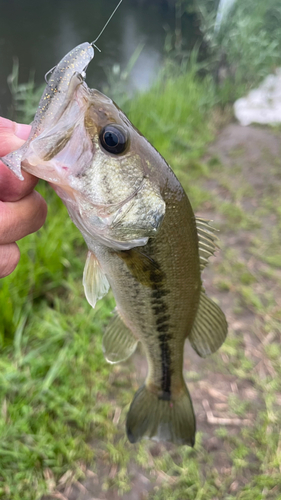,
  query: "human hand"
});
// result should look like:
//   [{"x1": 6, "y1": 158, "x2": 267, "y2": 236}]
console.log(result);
[{"x1": 0, "y1": 117, "x2": 47, "y2": 278}]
